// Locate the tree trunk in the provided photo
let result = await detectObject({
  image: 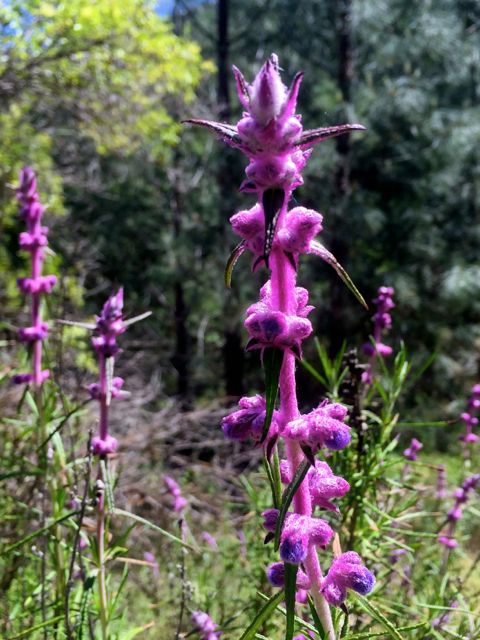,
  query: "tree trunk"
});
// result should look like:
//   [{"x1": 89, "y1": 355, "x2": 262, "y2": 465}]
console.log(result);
[
  {"x1": 217, "y1": 0, "x2": 245, "y2": 398},
  {"x1": 329, "y1": 0, "x2": 354, "y2": 356}
]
